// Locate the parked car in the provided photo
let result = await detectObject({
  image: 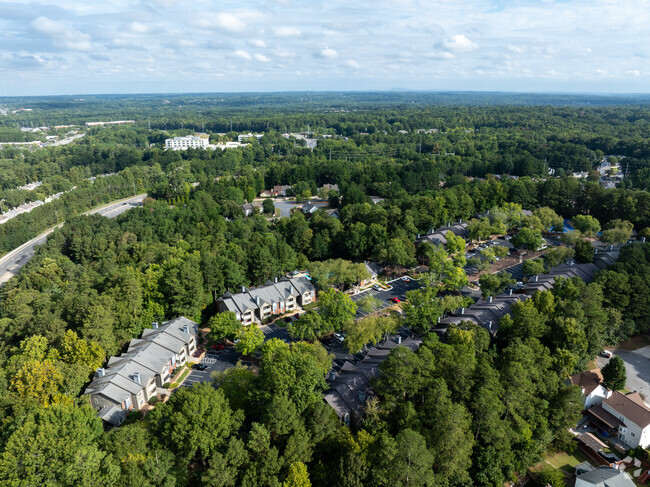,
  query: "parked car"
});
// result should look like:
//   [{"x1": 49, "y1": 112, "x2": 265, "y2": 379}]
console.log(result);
[
  {"x1": 211, "y1": 343, "x2": 225, "y2": 350},
  {"x1": 193, "y1": 363, "x2": 208, "y2": 371},
  {"x1": 333, "y1": 333, "x2": 345, "y2": 343},
  {"x1": 373, "y1": 284, "x2": 382, "y2": 291},
  {"x1": 206, "y1": 349, "x2": 220, "y2": 355},
  {"x1": 600, "y1": 350, "x2": 613, "y2": 359},
  {"x1": 390, "y1": 297, "x2": 402, "y2": 303}
]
